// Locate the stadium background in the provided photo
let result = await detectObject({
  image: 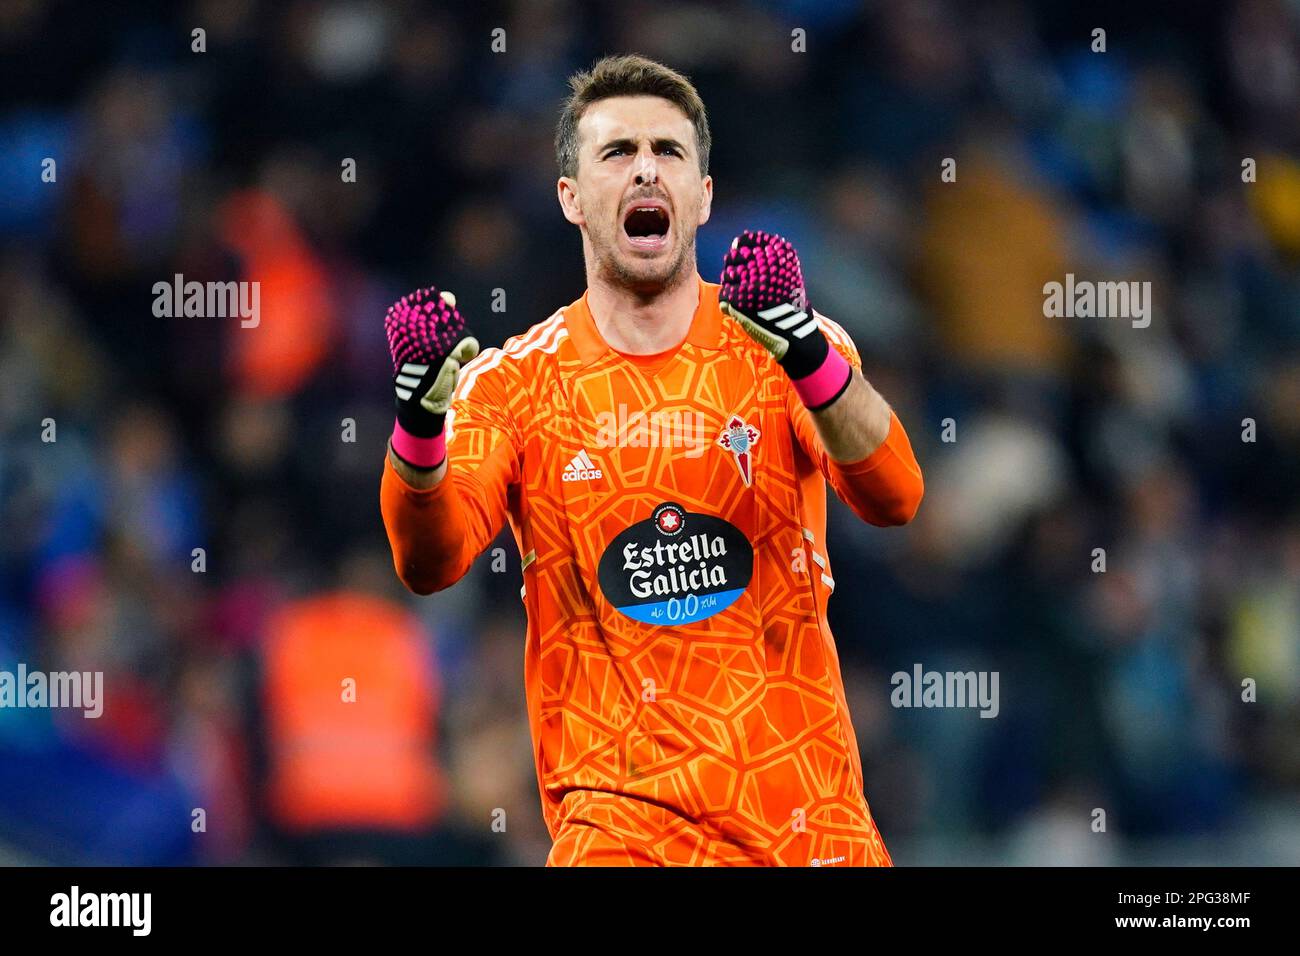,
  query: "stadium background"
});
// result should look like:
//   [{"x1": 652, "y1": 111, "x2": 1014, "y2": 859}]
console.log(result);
[{"x1": 1, "y1": 0, "x2": 1297, "y2": 865}]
